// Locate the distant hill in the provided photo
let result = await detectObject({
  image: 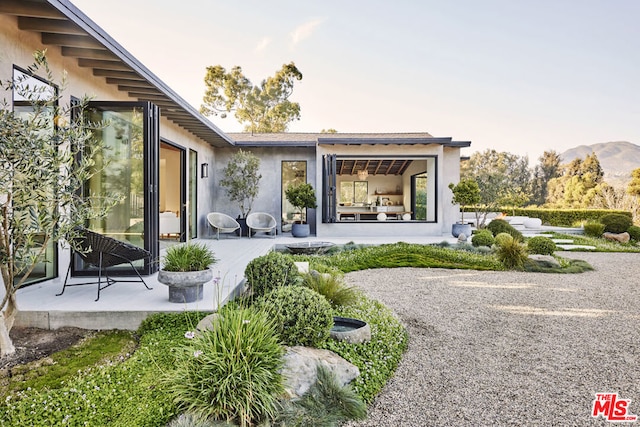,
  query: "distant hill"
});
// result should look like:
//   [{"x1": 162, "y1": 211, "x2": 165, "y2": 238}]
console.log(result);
[{"x1": 560, "y1": 141, "x2": 640, "y2": 188}]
